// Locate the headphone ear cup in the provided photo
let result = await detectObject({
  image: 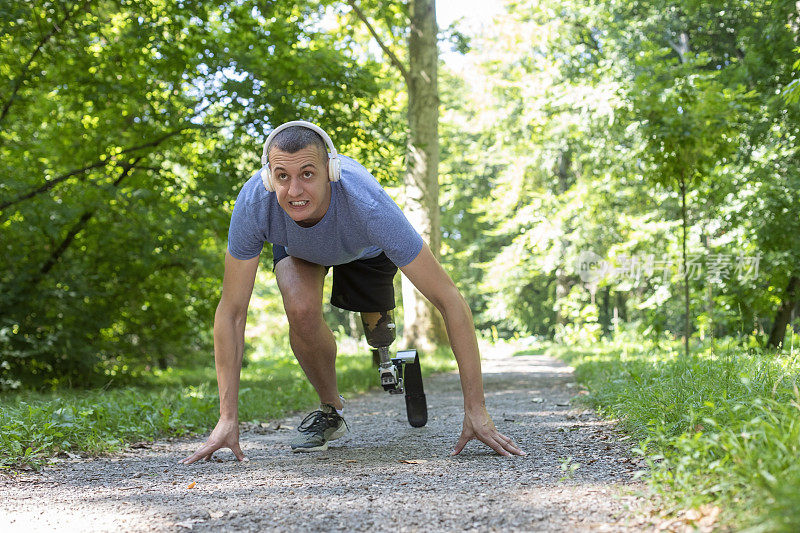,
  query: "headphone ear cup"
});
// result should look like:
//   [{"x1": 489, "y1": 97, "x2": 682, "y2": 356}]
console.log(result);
[
  {"x1": 328, "y1": 157, "x2": 341, "y2": 182},
  {"x1": 262, "y1": 164, "x2": 274, "y2": 192}
]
